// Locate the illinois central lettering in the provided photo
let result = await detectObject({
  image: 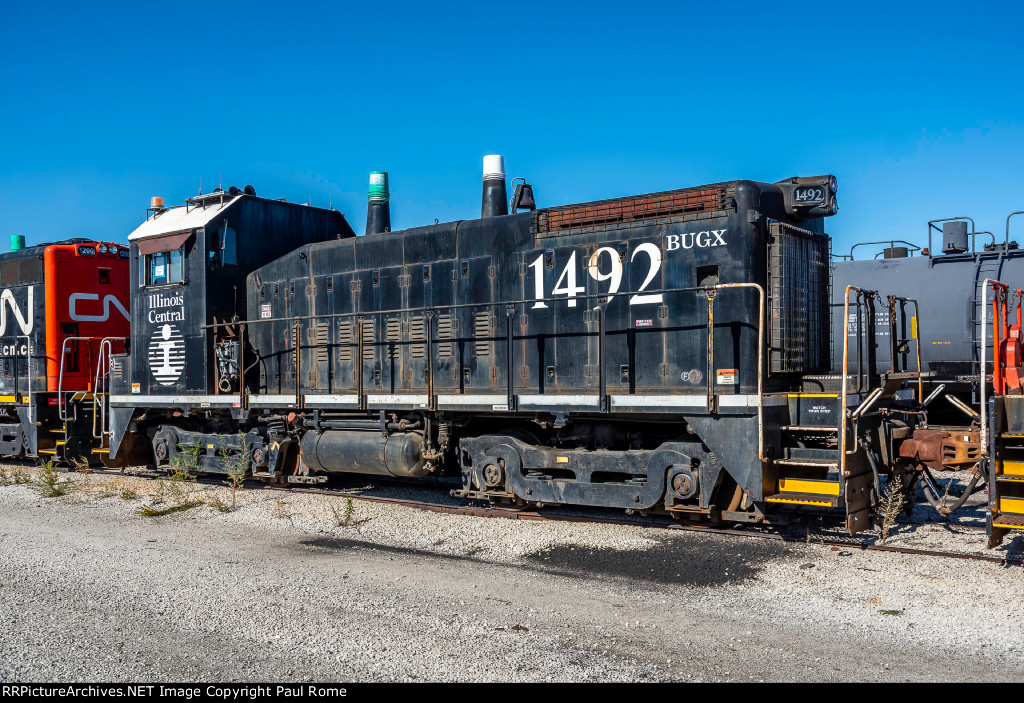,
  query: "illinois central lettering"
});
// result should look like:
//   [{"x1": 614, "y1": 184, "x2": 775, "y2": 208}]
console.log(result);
[{"x1": 665, "y1": 229, "x2": 727, "y2": 251}]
